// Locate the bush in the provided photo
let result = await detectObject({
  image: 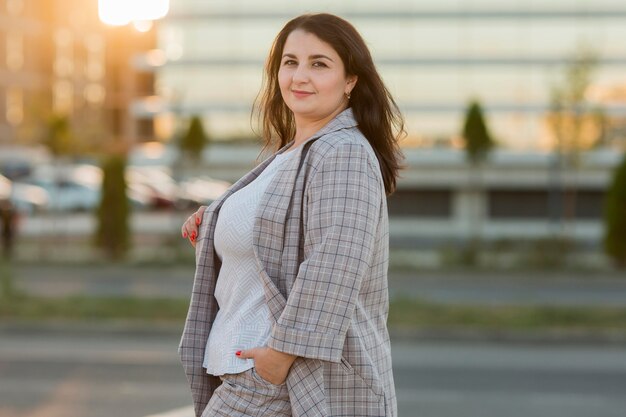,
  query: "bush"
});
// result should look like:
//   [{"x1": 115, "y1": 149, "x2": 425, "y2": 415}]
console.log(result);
[
  {"x1": 462, "y1": 100, "x2": 495, "y2": 165},
  {"x1": 95, "y1": 154, "x2": 130, "y2": 260},
  {"x1": 604, "y1": 152, "x2": 626, "y2": 268},
  {"x1": 179, "y1": 115, "x2": 208, "y2": 163}
]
